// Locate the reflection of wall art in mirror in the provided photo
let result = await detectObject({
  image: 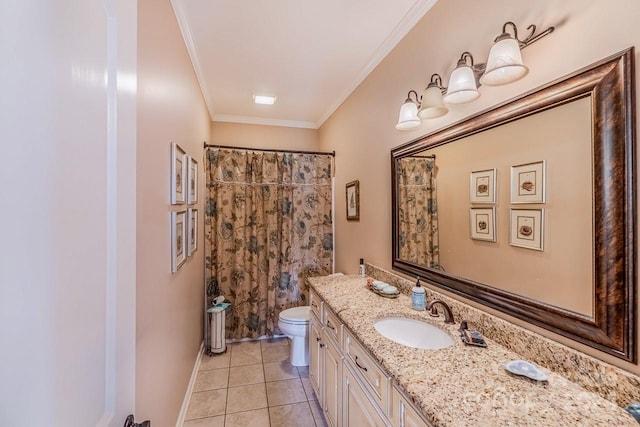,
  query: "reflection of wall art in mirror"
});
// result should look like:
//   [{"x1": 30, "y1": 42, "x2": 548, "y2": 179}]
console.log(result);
[
  {"x1": 511, "y1": 161, "x2": 545, "y2": 204},
  {"x1": 470, "y1": 207, "x2": 496, "y2": 242},
  {"x1": 187, "y1": 156, "x2": 198, "y2": 204},
  {"x1": 510, "y1": 208, "x2": 543, "y2": 251},
  {"x1": 171, "y1": 142, "x2": 186, "y2": 205},
  {"x1": 346, "y1": 180, "x2": 360, "y2": 221},
  {"x1": 171, "y1": 210, "x2": 187, "y2": 273},
  {"x1": 470, "y1": 169, "x2": 496, "y2": 204},
  {"x1": 187, "y1": 208, "x2": 198, "y2": 256}
]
